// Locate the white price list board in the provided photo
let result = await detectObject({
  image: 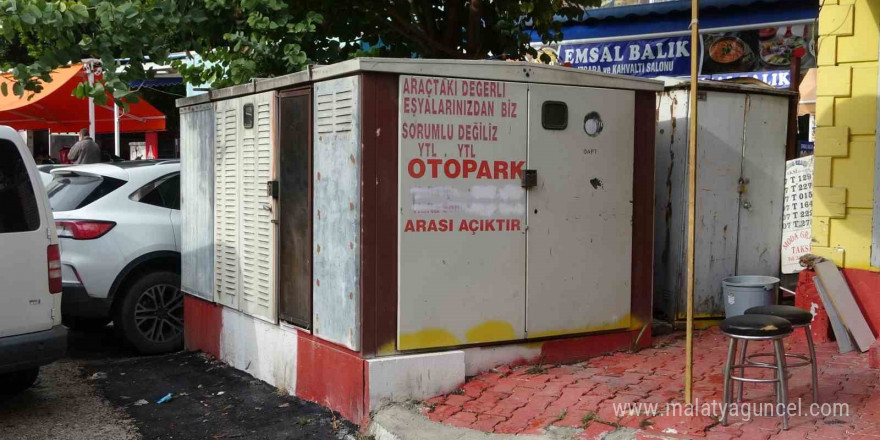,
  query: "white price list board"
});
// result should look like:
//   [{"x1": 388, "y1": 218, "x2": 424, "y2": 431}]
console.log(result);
[{"x1": 781, "y1": 156, "x2": 813, "y2": 274}]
